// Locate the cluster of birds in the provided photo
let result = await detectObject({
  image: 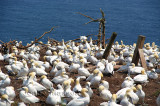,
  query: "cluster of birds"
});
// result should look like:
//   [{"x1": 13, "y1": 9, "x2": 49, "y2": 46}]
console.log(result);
[{"x1": 0, "y1": 36, "x2": 159, "y2": 106}]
